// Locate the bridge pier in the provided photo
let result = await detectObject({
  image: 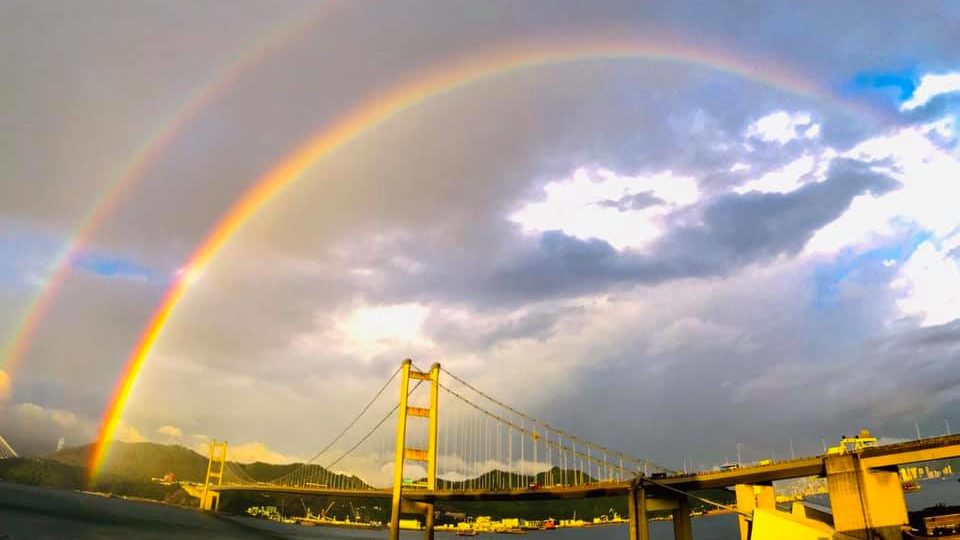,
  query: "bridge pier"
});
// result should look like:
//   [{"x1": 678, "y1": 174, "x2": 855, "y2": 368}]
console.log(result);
[
  {"x1": 734, "y1": 482, "x2": 774, "y2": 540},
  {"x1": 628, "y1": 483, "x2": 694, "y2": 540},
  {"x1": 825, "y1": 454, "x2": 907, "y2": 540},
  {"x1": 627, "y1": 484, "x2": 649, "y2": 540},
  {"x1": 423, "y1": 502, "x2": 435, "y2": 540},
  {"x1": 671, "y1": 496, "x2": 692, "y2": 540}
]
